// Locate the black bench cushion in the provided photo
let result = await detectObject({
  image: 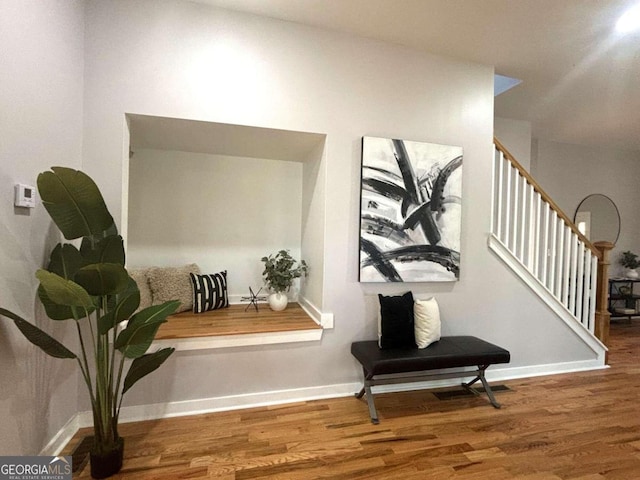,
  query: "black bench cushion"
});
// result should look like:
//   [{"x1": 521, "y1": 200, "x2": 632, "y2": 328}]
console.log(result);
[{"x1": 351, "y1": 336, "x2": 510, "y2": 377}]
